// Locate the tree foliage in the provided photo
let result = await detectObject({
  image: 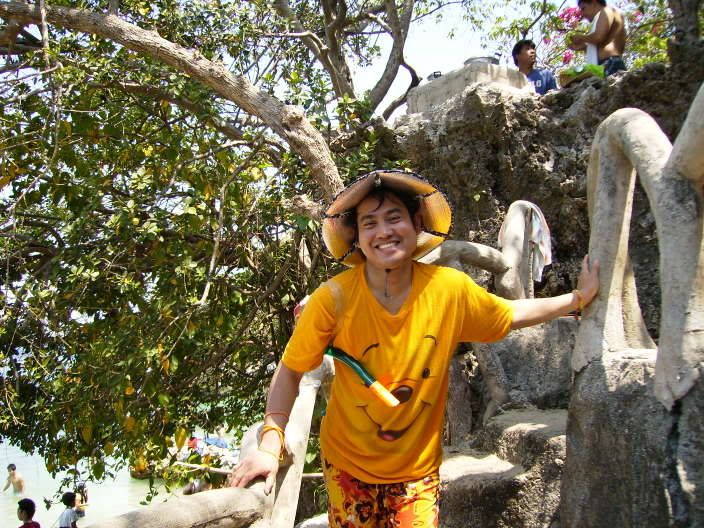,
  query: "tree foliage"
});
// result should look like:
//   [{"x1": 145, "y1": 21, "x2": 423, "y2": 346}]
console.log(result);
[
  {"x1": 0, "y1": 0, "x2": 701, "y2": 493},
  {"x1": 0, "y1": 0, "x2": 420, "y2": 487}
]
